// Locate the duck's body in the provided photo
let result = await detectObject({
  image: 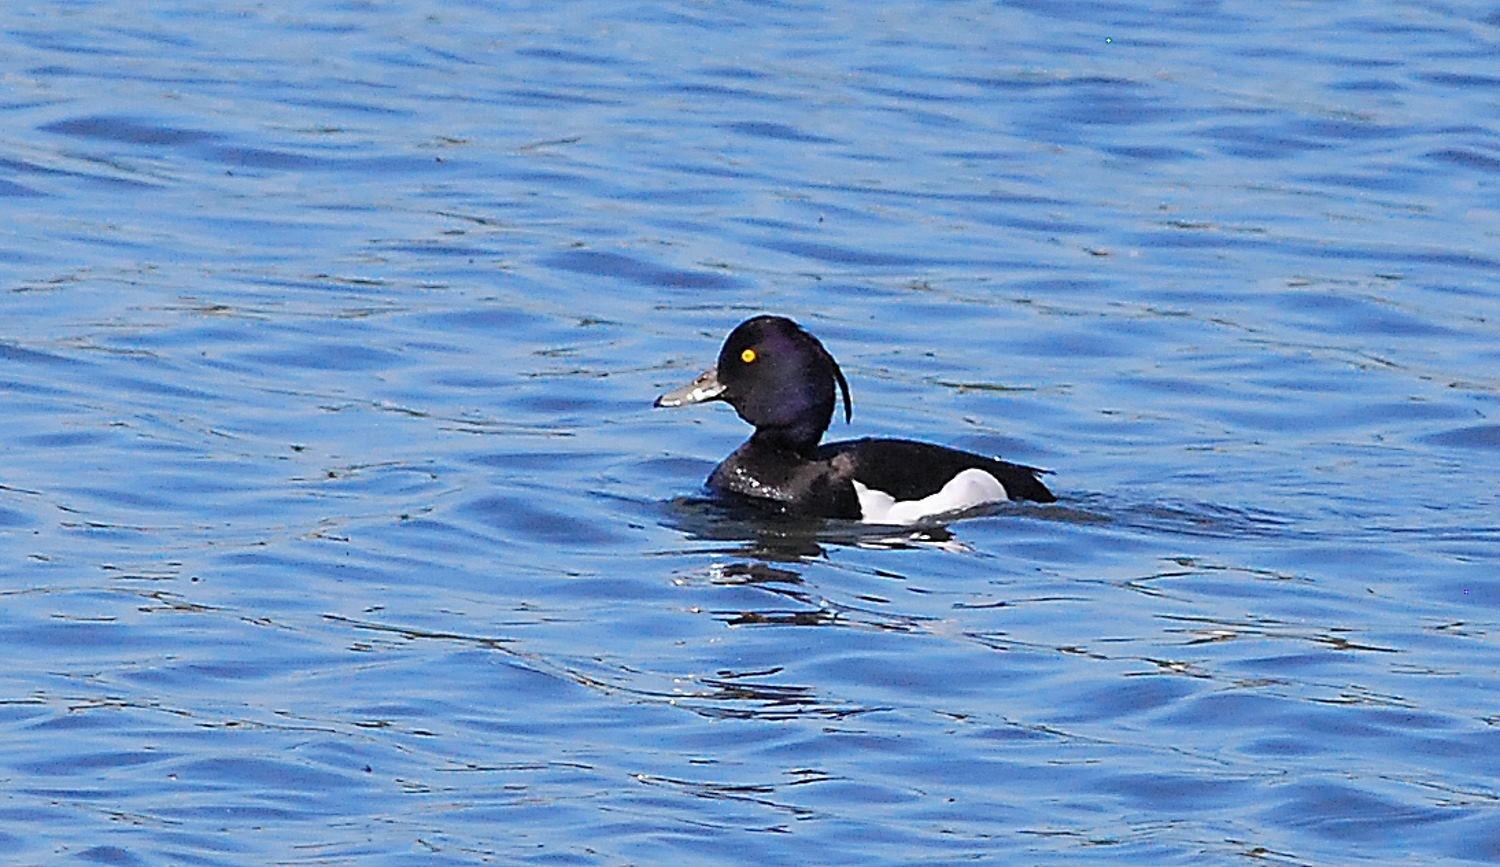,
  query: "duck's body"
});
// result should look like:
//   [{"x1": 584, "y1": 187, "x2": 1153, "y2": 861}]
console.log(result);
[{"x1": 655, "y1": 315, "x2": 1055, "y2": 525}]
